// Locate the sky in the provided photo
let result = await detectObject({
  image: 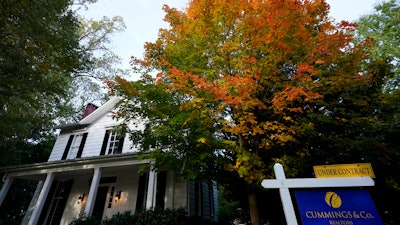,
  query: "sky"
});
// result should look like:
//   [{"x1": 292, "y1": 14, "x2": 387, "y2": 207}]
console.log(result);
[{"x1": 79, "y1": 0, "x2": 379, "y2": 79}]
